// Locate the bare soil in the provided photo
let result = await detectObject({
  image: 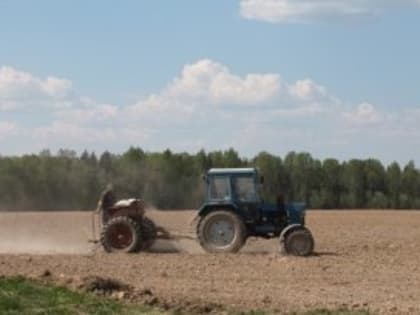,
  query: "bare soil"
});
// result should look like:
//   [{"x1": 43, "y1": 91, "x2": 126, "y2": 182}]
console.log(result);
[{"x1": 1, "y1": 210, "x2": 420, "y2": 314}]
